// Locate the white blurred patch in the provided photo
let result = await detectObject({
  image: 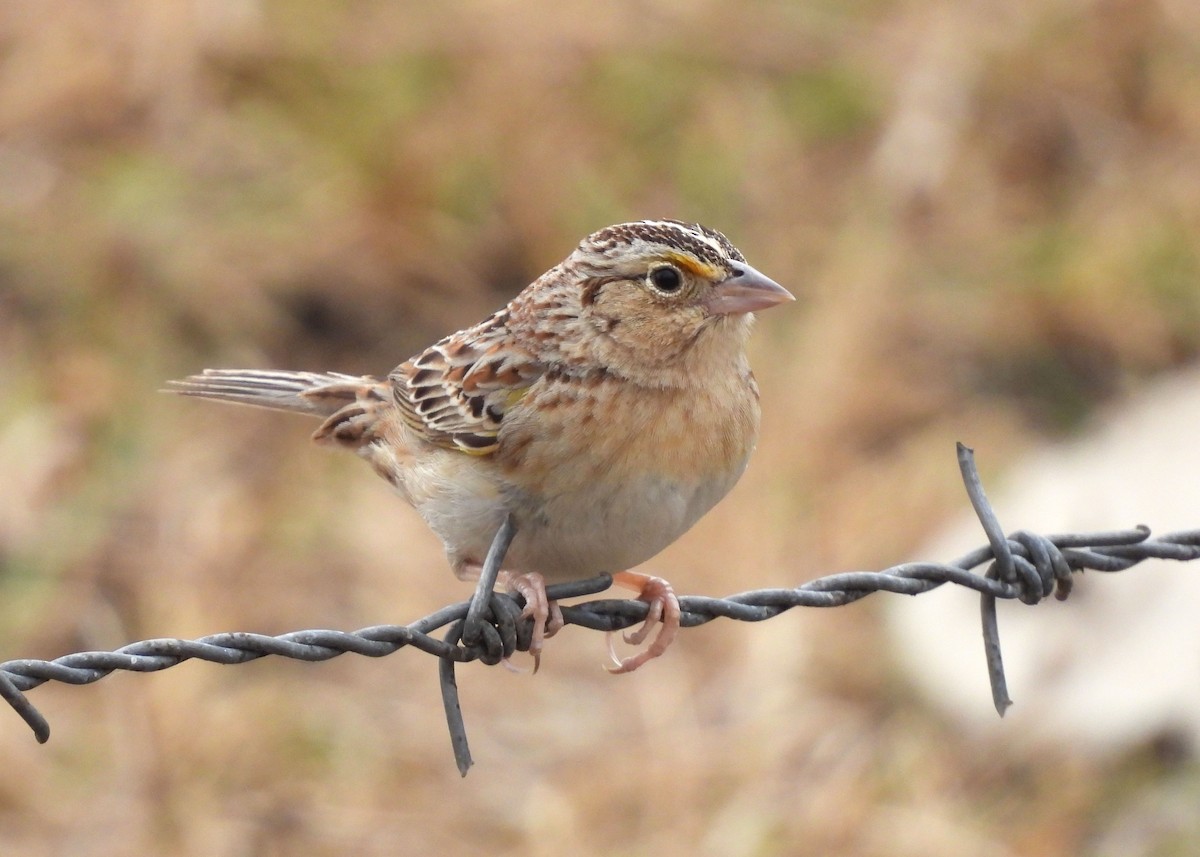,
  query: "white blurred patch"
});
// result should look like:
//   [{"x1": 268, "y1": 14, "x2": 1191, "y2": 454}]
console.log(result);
[{"x1": 887, "y1": 364, "x2": 1200, "y2": 756}]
